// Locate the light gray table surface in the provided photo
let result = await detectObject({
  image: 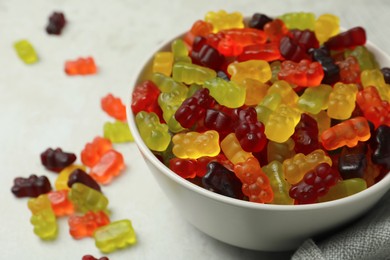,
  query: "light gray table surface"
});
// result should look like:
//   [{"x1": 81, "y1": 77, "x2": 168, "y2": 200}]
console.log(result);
[{"x1": 1, "y1": 0, "x2": 389, "y2": 259}]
